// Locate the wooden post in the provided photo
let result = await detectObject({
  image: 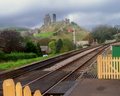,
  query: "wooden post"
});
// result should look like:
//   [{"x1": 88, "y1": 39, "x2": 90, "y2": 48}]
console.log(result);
[
  {"x1": 103, "y1": 56, "x2": 105, "y2": 79},
  {"x1": 105, "y1": 56, "x2": 107, "y2": 79},
  {"x1": 107, "y1": 56, "x2": 110, "y2": 79},
  {"x1": 97, "y1": 55, "x2": 102, "y2": 79},
  {"x1": 113, "y1": 57, "x2": 116, "y2": 79},
  {"x1": 116, "y1": 58, "x2": 119, "y2": 79},
  {"x1": 16, "y1": 82, "x2": 22, "y2": 96},
  {"x1": 97, "y1": 55, "x2": 100, "y2": 79},
  {"x1": 34, "y1": 90, "x2": 42, "y2": 96},
  {"x1": 110, "y1": 56, "x2": 113, "y2": 79},
  {"x1": 24, "y1": 86, "x2": 32, "y2": 96},
  {"x1": 3, "y1": 79, "x2": 15, "y2": 96},
  {"x1": 119, "y1": 58, "x2": 120, "y2": 79},
  {"x1": 2, "y1": 79, "x2": 43, "y2": 96}
]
